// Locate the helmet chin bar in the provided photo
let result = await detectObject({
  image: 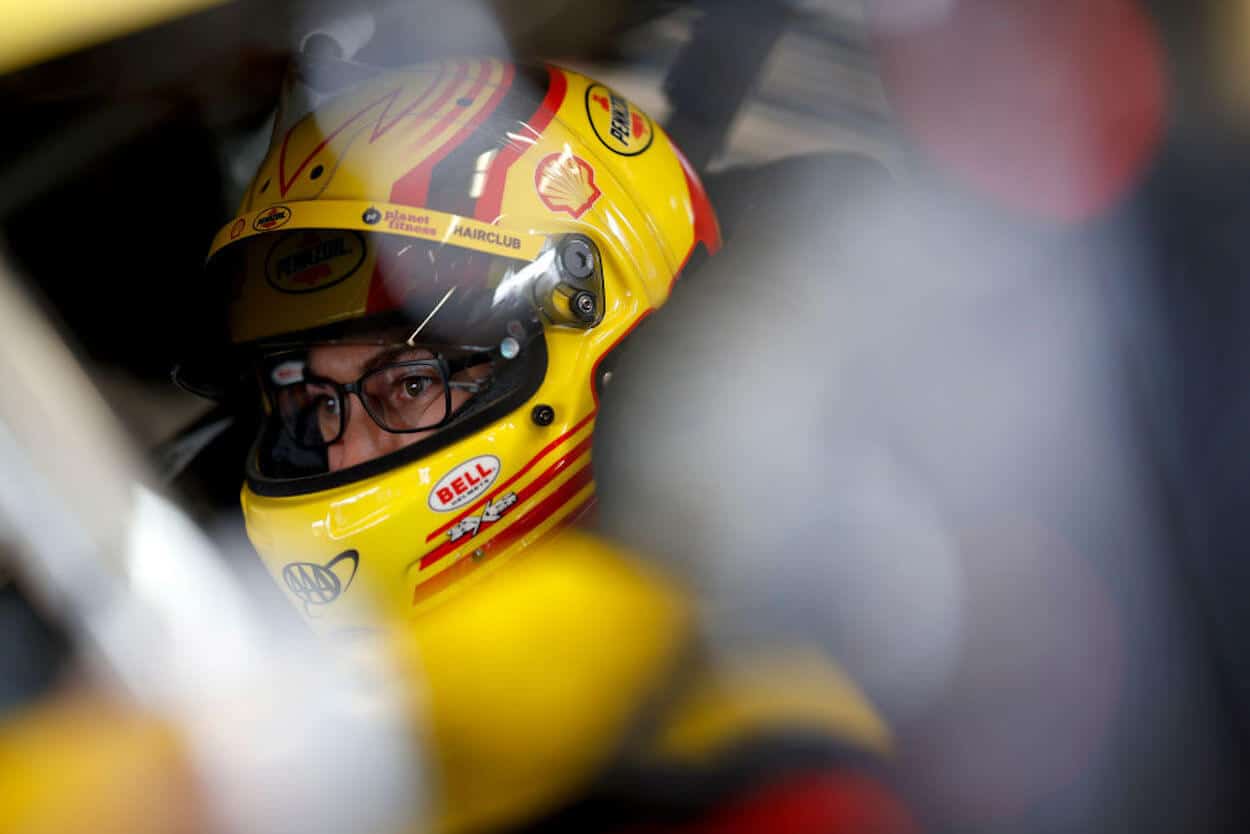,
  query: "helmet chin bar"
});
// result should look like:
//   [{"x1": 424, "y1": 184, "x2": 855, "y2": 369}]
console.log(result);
[{"x1": 531, "y1": 234, "x2": 605, "y2": 329}]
